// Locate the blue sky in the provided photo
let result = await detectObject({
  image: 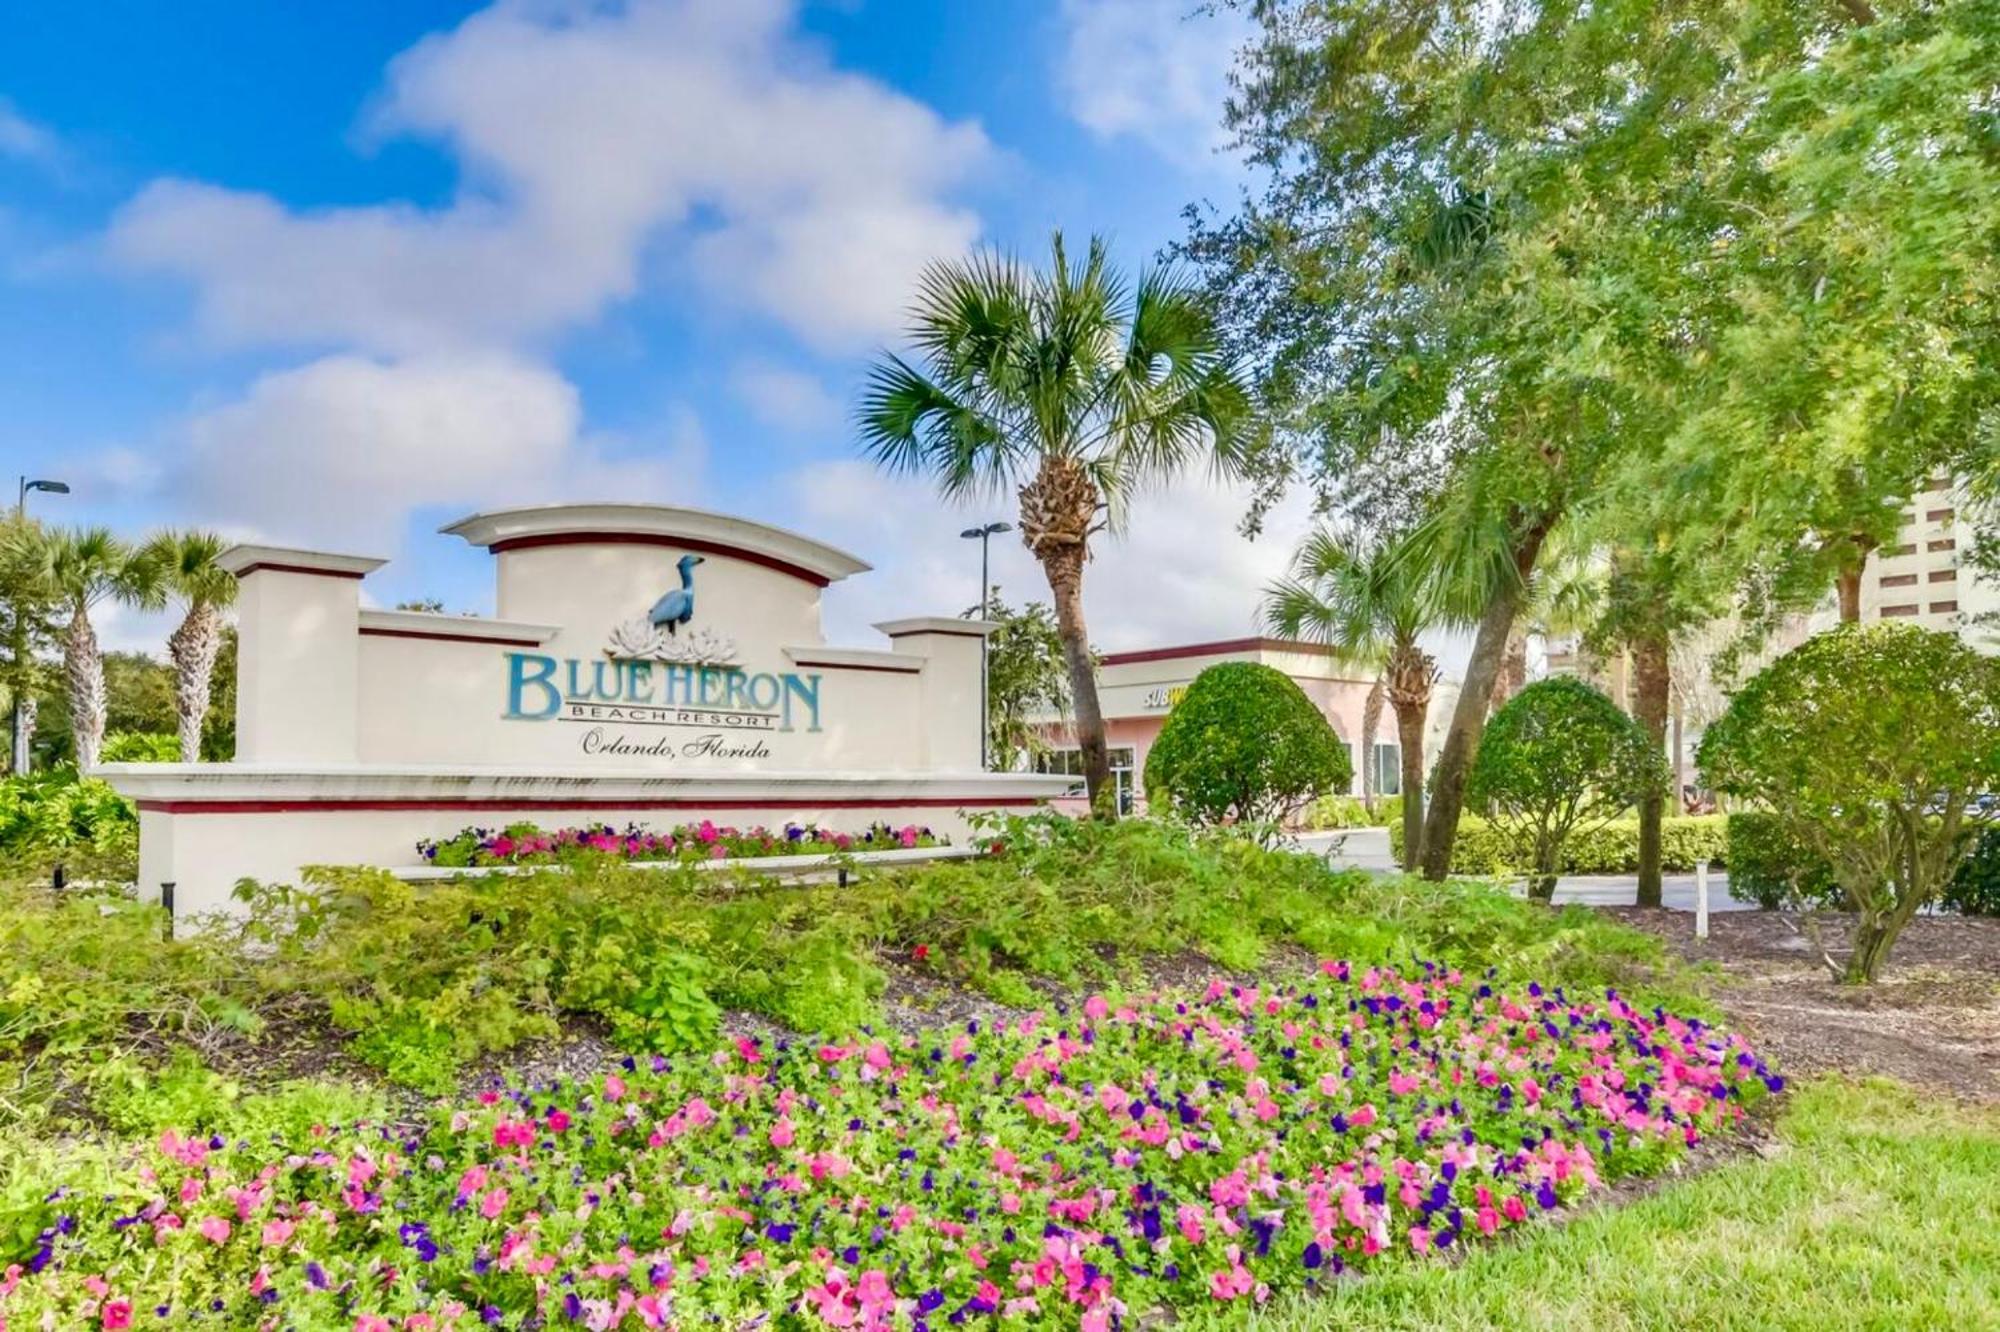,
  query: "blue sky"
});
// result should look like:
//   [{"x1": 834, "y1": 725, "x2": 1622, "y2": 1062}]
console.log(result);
[{"x1": 0, "y1": 0, "x2": 1317, "y2": 653}]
